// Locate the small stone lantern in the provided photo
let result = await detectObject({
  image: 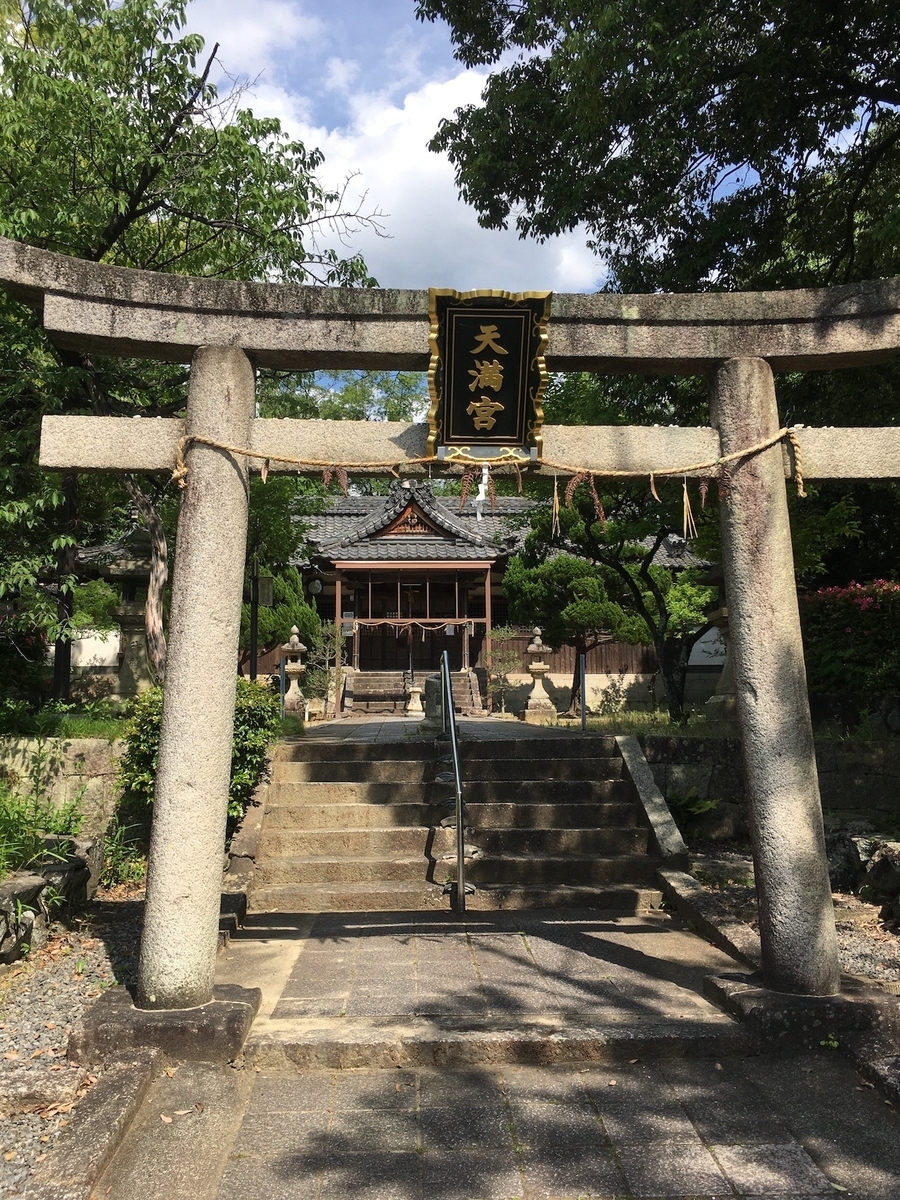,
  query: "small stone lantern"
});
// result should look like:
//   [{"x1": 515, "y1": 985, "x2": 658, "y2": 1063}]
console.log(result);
[
  {"x1": 405, "y1": 681, "x2": 424, "y2": 716},
  {"x1": 280, "y1": 626, "x2": 307, "y2": 715},
  {"x1": 524, "y1": 627, "x2": 557, "y2": 725}
]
